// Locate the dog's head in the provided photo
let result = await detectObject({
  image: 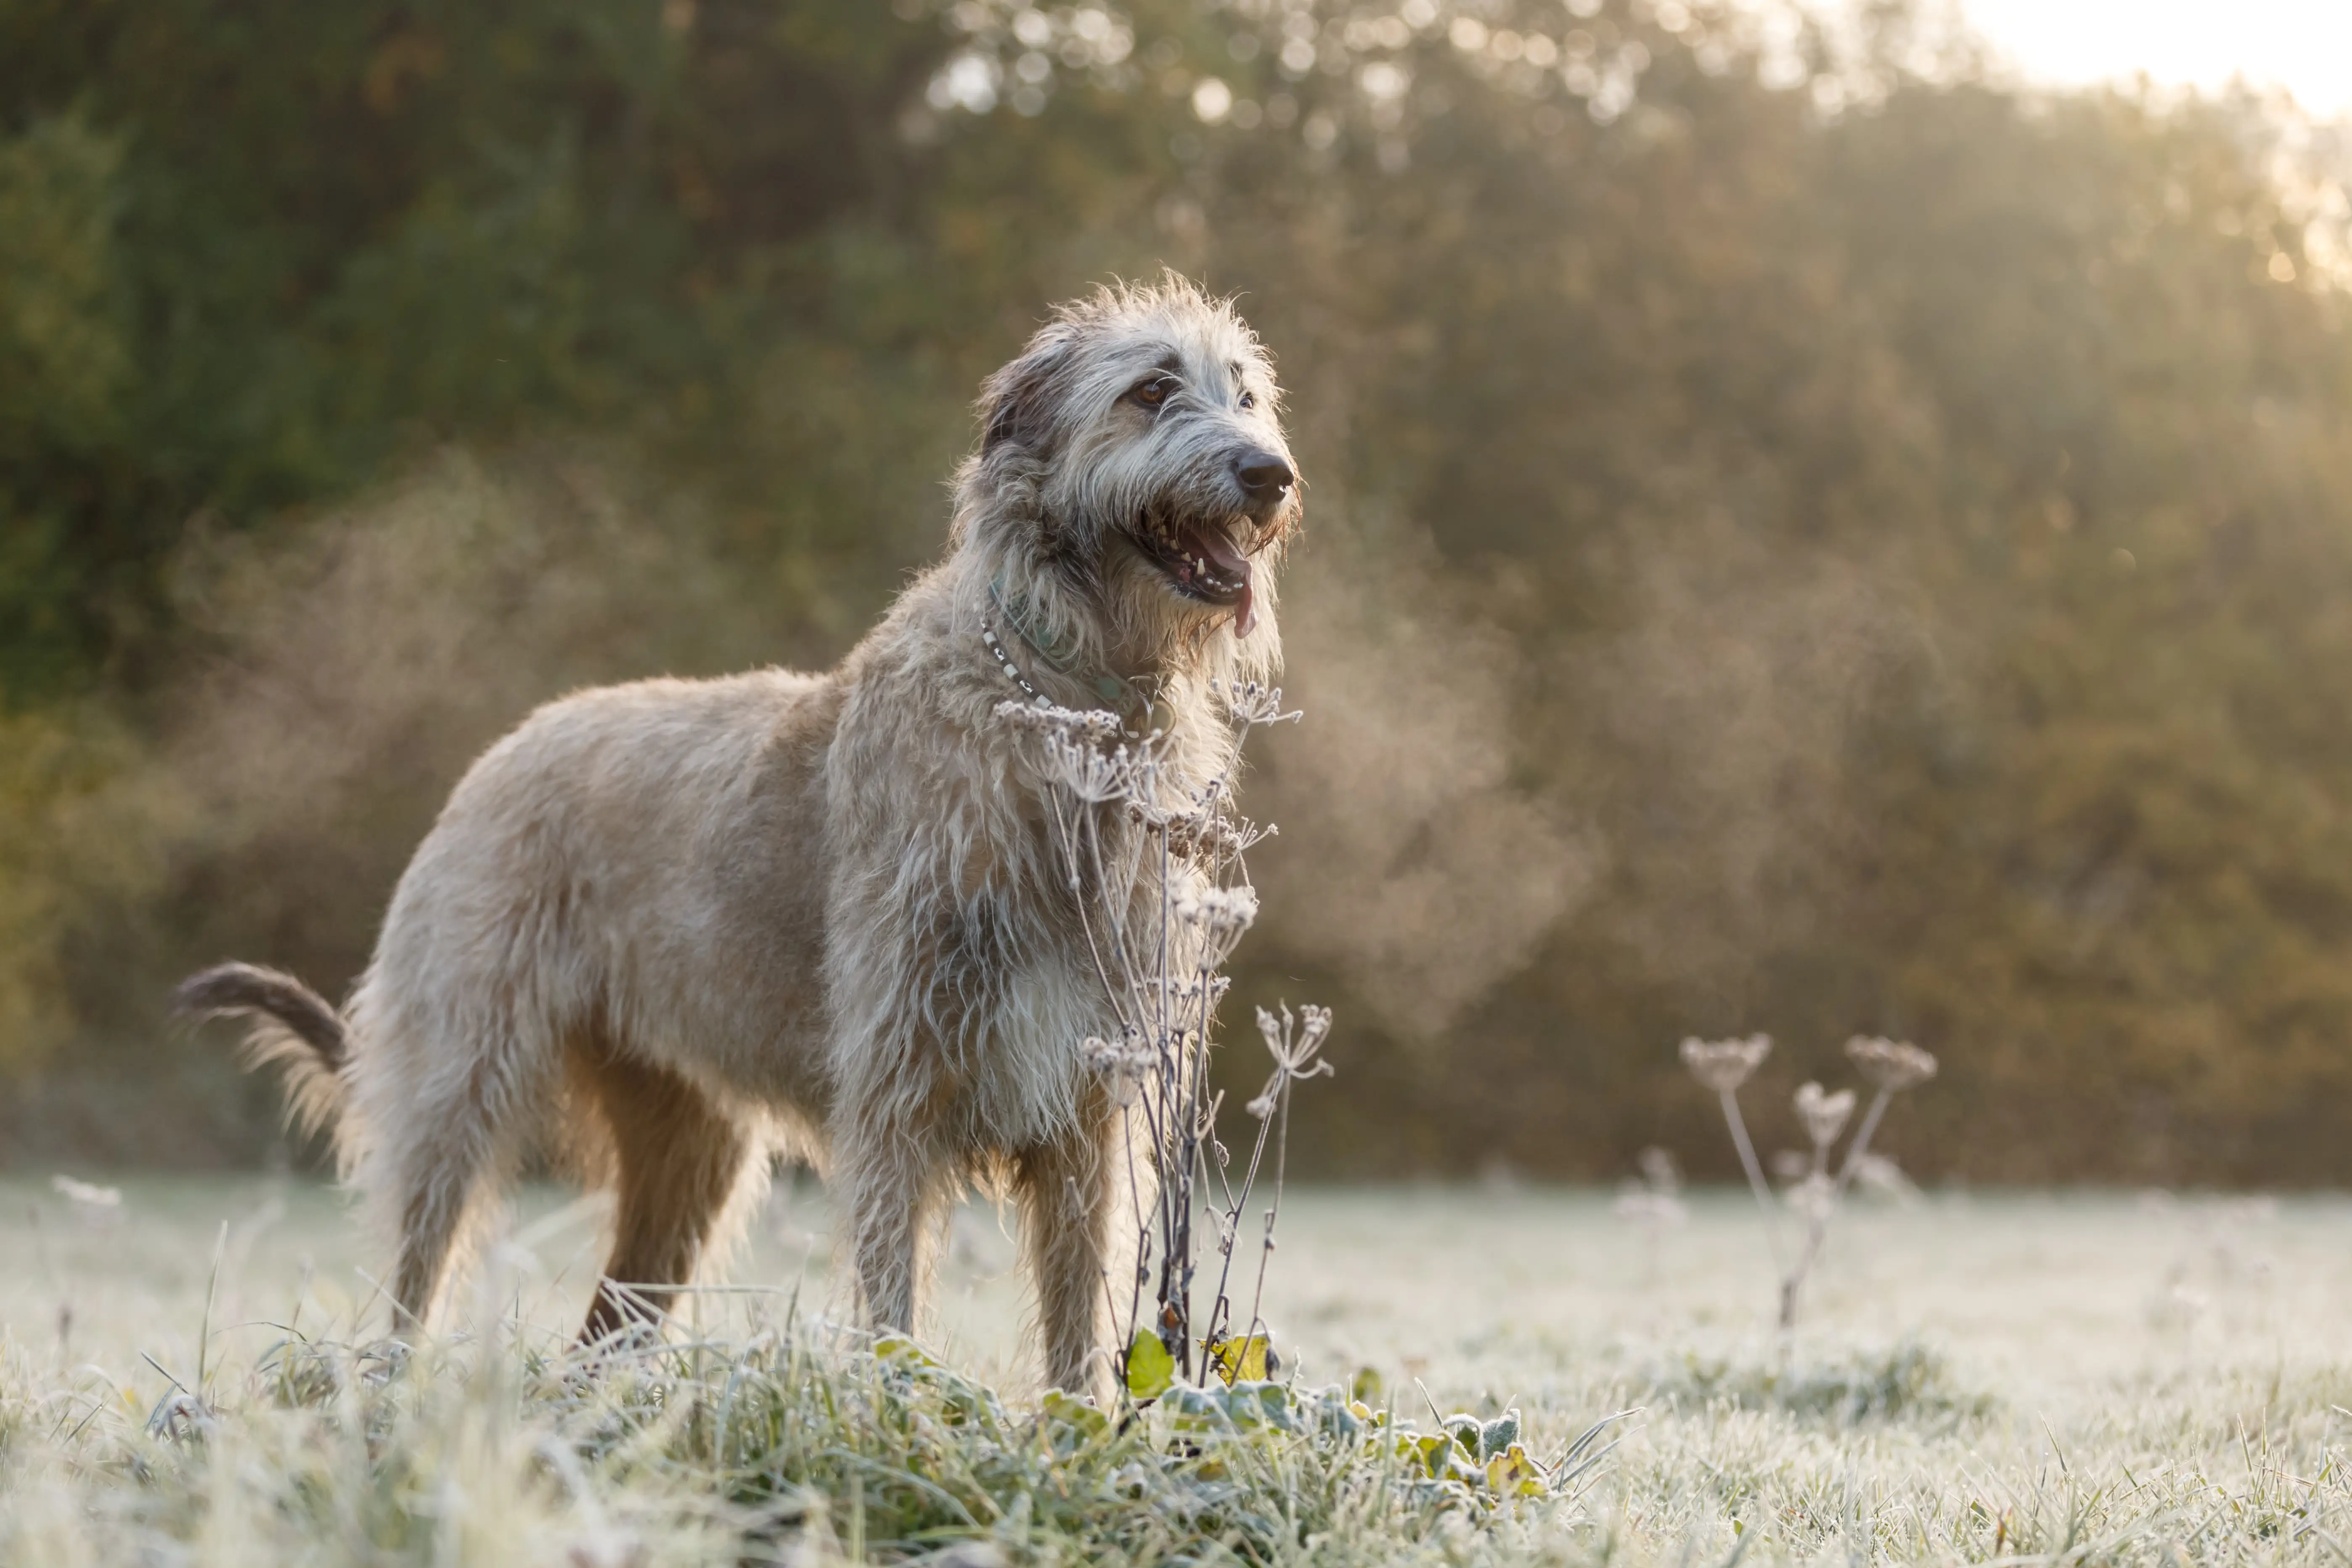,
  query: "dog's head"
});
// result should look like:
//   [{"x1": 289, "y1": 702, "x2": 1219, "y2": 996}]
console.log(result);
[{"x1": 957, "y1": 278, "x2": 1301, "y2": 670}]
